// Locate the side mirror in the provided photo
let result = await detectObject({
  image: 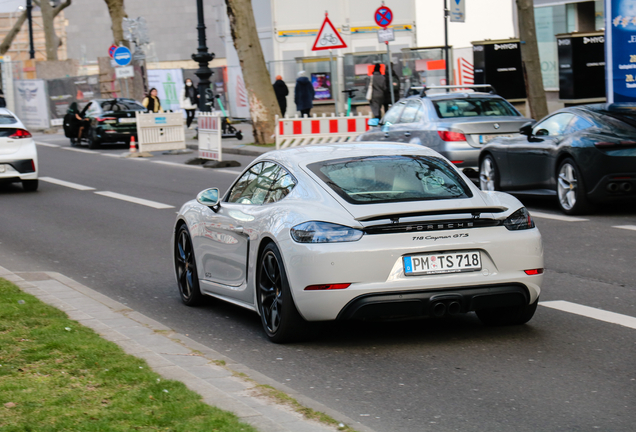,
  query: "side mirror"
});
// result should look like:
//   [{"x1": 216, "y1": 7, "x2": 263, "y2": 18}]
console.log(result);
[
  {"x1": 535, "y1": 129, "x2": 549, "y2": 137},
  {"x1": 197, "y1": 188, "x2": 220, "y2": 209},
  {"x1": 368, "y1": 118, "x2": 379, "y2": 127},
  {"x1": 519, "y1": 122, "x2": 534, "y2": 136}
]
